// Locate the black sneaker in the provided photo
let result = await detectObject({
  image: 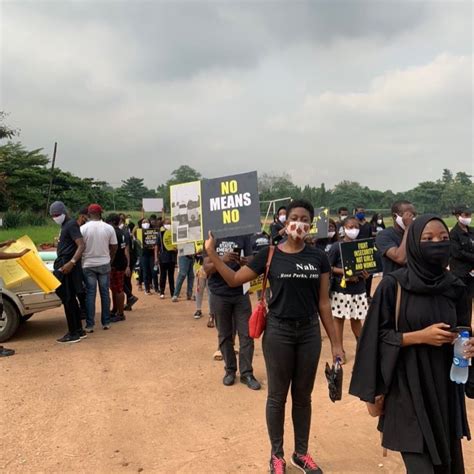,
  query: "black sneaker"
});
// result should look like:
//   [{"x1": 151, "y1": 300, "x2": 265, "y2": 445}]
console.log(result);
[
  {"x1": 240, "y1": 374, "x2": 261, "y2": 390},
  {"x1": 291, "y1": 453, "x2": 323, "y2": 473},
  {"x1": 111, "y1": 314, "x2": 126, "y2": 323},
  {"x1": 223, "y1": 372, "x2": 236, "y2": 386},
  {"x1": 269, "y1": 455, "x2": 286, "y2": 474},
  {"x1": 125, "y1": 295, "x2": 139, "y2": 311},
  {"x1": 57, "y1": 334, "x2": 81, "y2": 344},
  {"x1": 103, "y1": 325, "x2": 111, "y2": 330},
  {"x1": 193, "y1": 310, "x2": 202, "y2": 319},
  {"x1": 0, "y1": 346, "x2": 15, "y2": 357},
  {"x1": 78, "y1": 330, "x2": 87, "y2": 339}
]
